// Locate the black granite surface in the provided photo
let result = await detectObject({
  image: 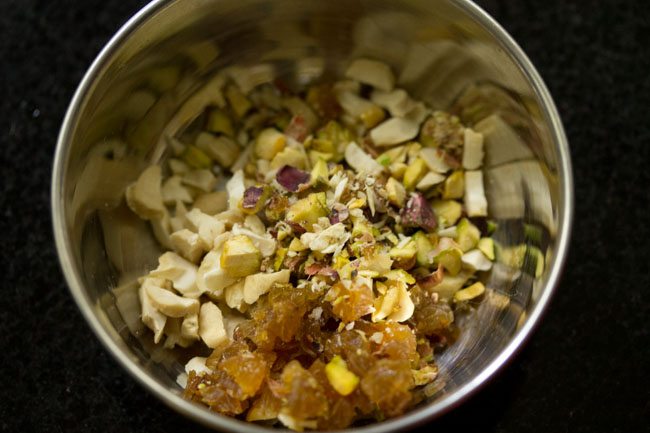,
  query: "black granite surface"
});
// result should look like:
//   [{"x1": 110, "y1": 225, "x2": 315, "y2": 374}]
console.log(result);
[{"x1": 1, "y1": 1, "x2": 648, "y2": 432}]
